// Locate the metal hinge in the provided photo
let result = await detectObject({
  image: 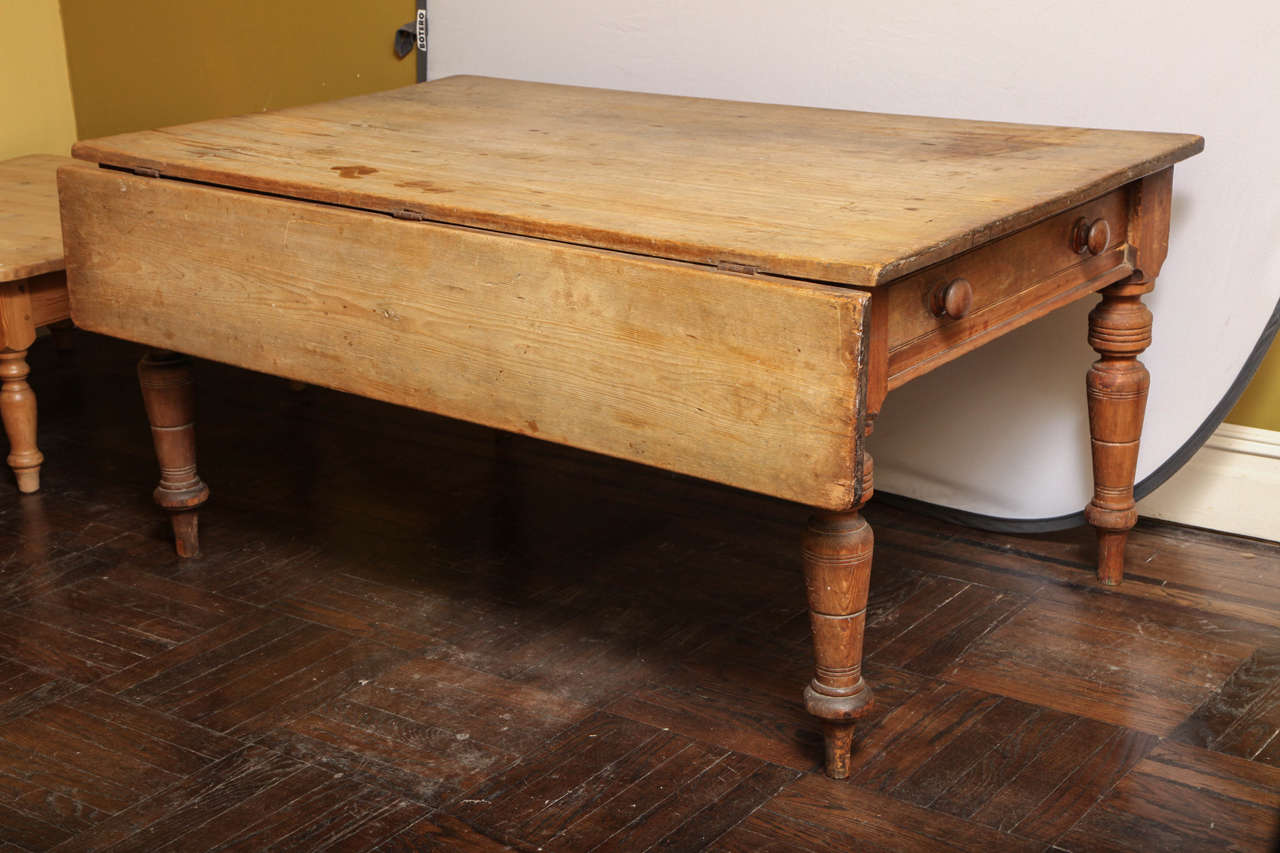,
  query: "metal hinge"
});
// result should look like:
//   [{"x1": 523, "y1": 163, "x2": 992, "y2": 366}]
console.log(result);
[
  {"x1": 392, "y1": 208, "x2": 427, "y2": 221},
  {"x1": 715, "y1": 260, "x2": 759, "y2": 275},
  {"x1": 132, "y1": 166, "x2": 161, "y2": 178}
]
